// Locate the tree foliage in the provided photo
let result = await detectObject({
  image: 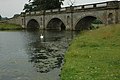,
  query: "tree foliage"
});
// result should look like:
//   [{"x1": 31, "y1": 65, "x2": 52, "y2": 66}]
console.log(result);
[
  {"x1": 23, "y1": 4, "x2": 32, "y2": 12},
  {"x1": 92, "y1": 19, "x2": 103, "y2": 24},
  {"x1": 24, "y1": 0, "x2": 64, "y2": 12},
  {"x1": 0, "y1": 15, "x2": 2, "y2": 21}
]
